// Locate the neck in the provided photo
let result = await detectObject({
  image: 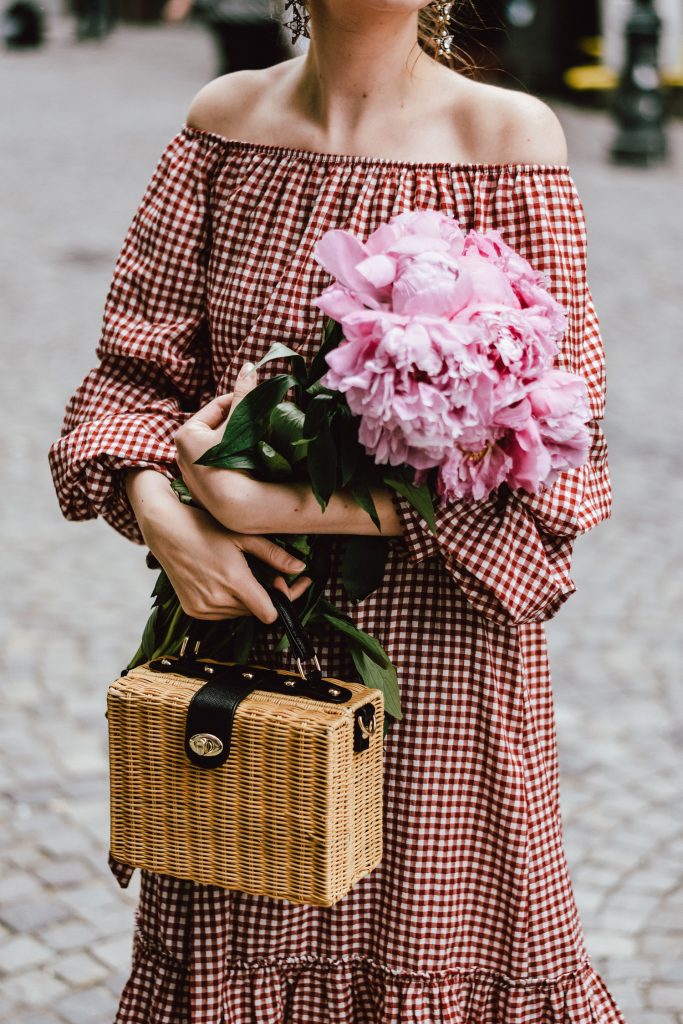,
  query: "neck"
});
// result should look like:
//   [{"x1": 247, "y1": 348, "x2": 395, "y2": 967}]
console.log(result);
[{"x1": 294, "y1": 6, "x2": 433, "y2": 146}]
